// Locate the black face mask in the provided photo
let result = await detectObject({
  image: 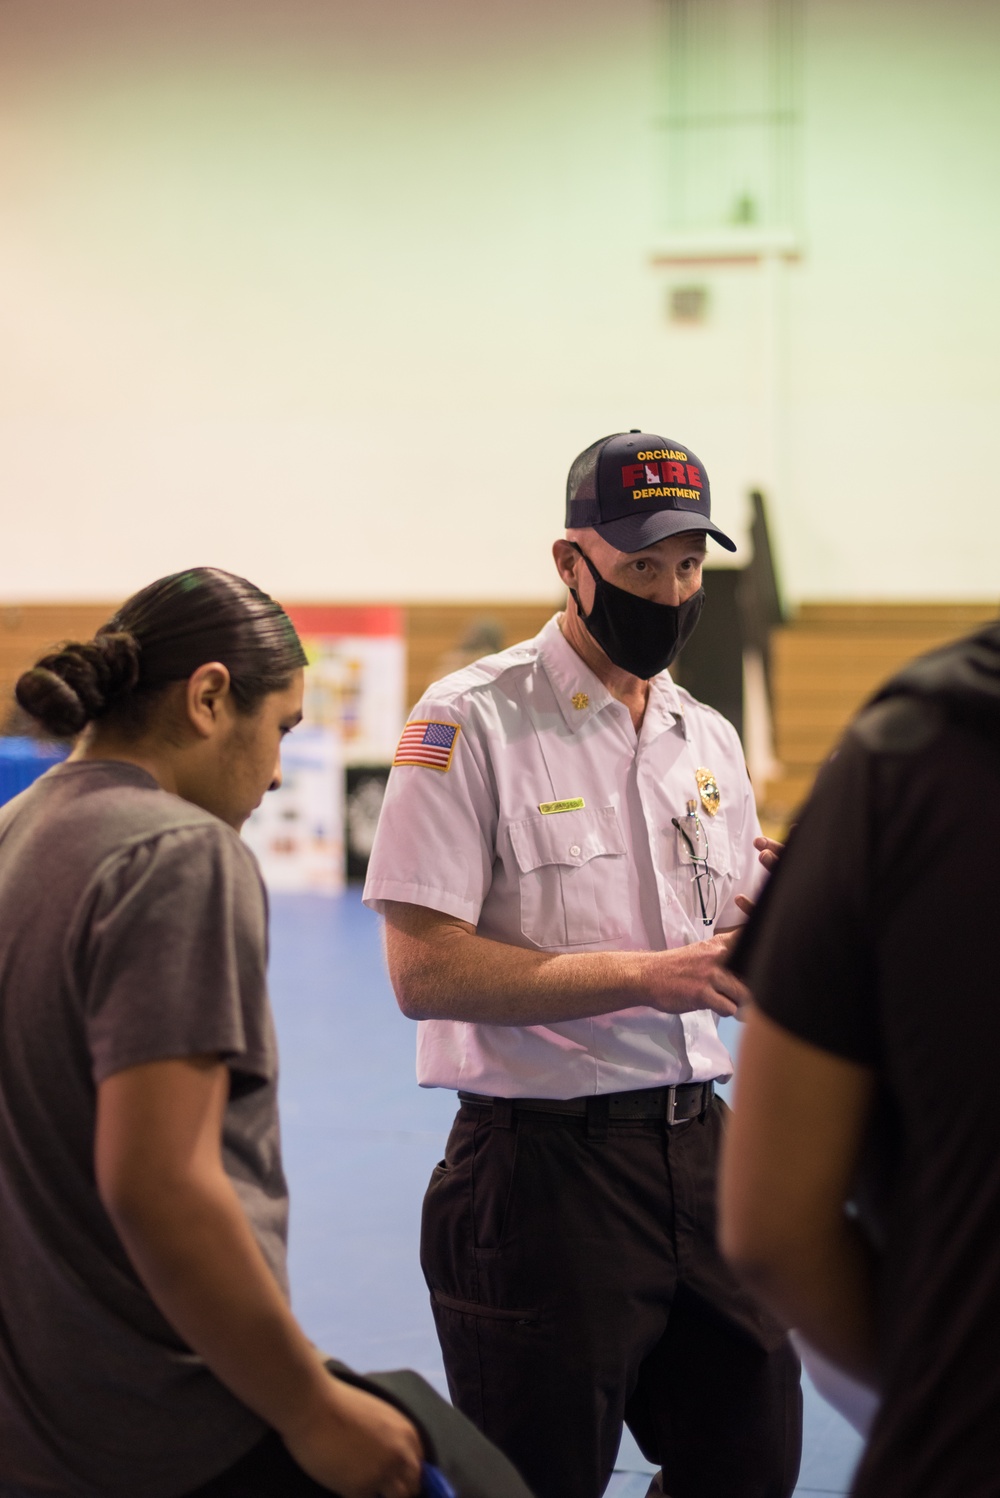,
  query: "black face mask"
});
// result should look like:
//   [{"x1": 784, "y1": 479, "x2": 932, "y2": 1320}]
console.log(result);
[{"x1": 569, "y1": 543, "x2": 704, "y2": 680}]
